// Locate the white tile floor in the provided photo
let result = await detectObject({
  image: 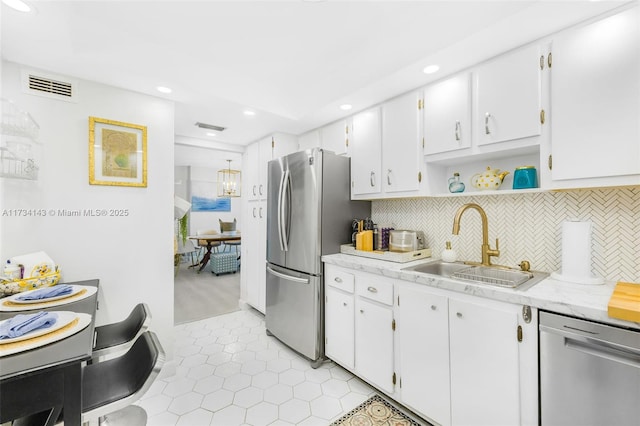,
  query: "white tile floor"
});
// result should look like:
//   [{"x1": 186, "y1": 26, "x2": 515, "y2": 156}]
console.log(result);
[{"x1": 138, "y1": 308, "x2": 376, "y2": 425}]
